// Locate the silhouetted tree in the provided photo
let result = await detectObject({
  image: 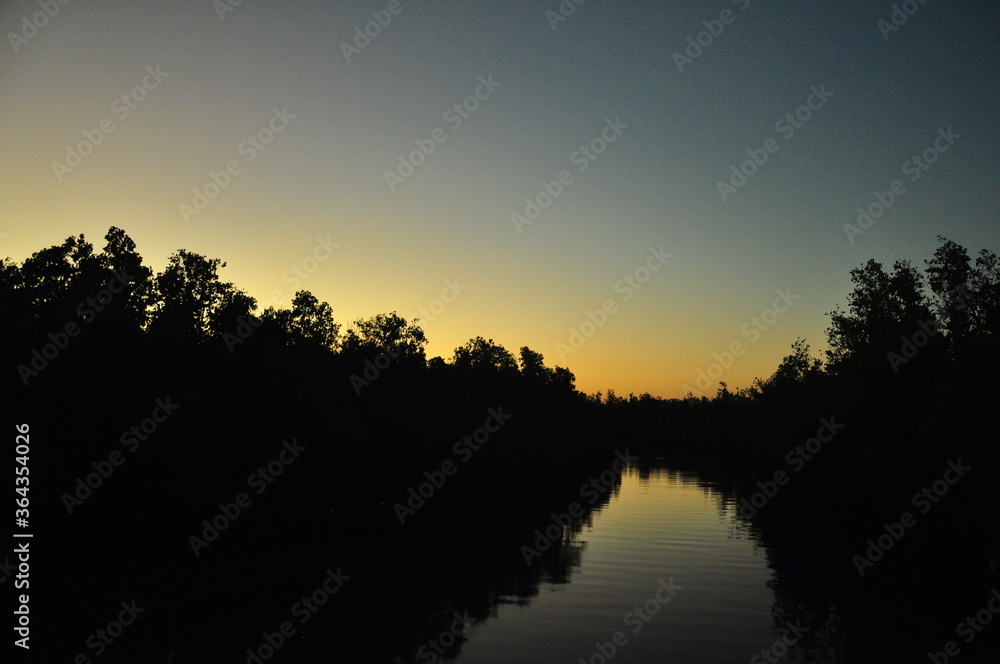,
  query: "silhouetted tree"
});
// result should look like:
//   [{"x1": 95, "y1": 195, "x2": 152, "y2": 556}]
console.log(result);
[
  {"x1": 764, "y1": 338, "x2": 823, "y2": 391},
  {"x1": 825, "y1": 259, "x2": 935, "y2": 373},
  {"x1": 18, "y1": 234, "x2": 95, "y2": 316},
  {"x1": 260, "y1": 290, "x2": 338, "y2": 349},
  {"x1": 924, "y1": 236, "x2": 1000, "y2": 350},
  {"x1": 549, "y1": 366, "x2": 576, "y2": 392},
  {"x1": 97, "y1": 226, "x2": 154, "y2": 334},
  {"x1": 453, "y1": 337, "x2": 517, "y2": 373},
  {"x1": 971, "y1": 248, "x2": 1000, "y2": 336},
  {"x1": 210, "y1": 288, "x2": 258, "y2": 340},
  {"x1": 288, "y1": 290, "x2": 339, "y2": 348},
  {"x1": 0, "y1": 257, "x2": 18, "y2": 287},
  {"x1": 341, "y1": 311, "x2": 426, "y2": 362},
  {"x1": 519, "y1": 346, "x2": 549, "y2": 384},
  {"x1": 925, "y1": 236, "x2": 974, "y2": 343},
  {"x1": 148, "y1": 250, "x2": 237, "y2": 344}
]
